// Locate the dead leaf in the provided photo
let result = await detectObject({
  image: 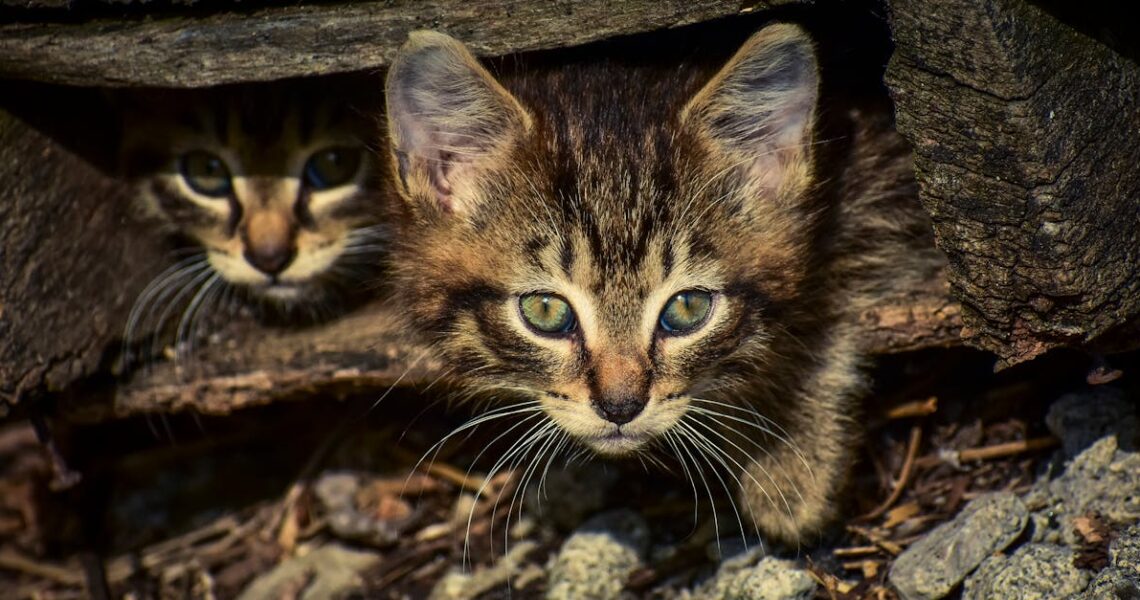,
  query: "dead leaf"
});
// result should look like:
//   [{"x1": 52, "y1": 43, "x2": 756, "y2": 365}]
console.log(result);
[{"x1": 883, "y1": 502, "x2": 921, "y2": 529}]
